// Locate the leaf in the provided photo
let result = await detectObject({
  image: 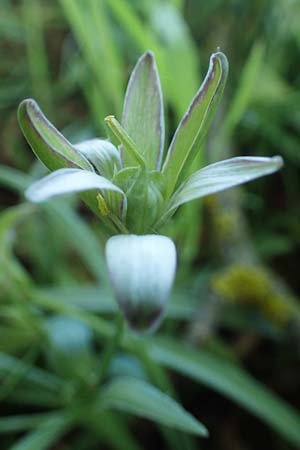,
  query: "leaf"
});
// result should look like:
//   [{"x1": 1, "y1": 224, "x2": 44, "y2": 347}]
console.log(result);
[
  {"x1": 148, "y1": 338, "x2": 300, "y2": 446},
  {"x1": 75, "y1": 138, "x2": 121, "y2": 178},
  {"x1": 106, "y1": 0, "x2": 161, "y2": 77},
  {"x1": 0, "y1": 204, "x2": 32, "y2": 244},
  {"x1": 99, "y1": 377, "x2": 208, "y2": 437},
  {"x1": 59, "y1": 0, "x2": 124, "y2": 117},
  {"x1": 0, "y1": 164, "x2": 32, "y2": 192},
  {"x1": 105, "y1": 234, "x2": 176, "y2": 332},
  {"x1": 25, "y1": 168, "x2": 125, "y2": 203},
  {"x1": 0, "y1": 164, "x2": 109, "y2": 282},
  {"x1": 43, "y1": 200, "x2": 108, "y2": 284},
  {"x1": 9, "y1": 413, "x2": 72, "y2": 450},
  {"x1": 149, "y1": 2, "x2": 200, "y2": 119},
  {"x1": 220, "y1": 42, "x2": 264, "y2": 140},
  {"x1": 89, "y1": 411, "x2": 143, "y2": 450},
  {"x1": 0, "y1": 353, "x2": 63, "y2": 392},
  {"x1": 37, "y1": 284, "x2": 198, "y2": 319},
  {"x1": 122, "y1": 51, "x2": 165, "y2": 170},
  {"x1": 38, "y1": 285, "x2": 115, "y2": 313},
  {"x1": 0, "y1": 412, "x2": 59, "y2": 434},
  {"x1": 6, "y1": 387, "x2": 59, "y2": 408},
  {"x1": 18, "y1": 99, "x2": 92, "y2": 171},
  {"x1": 162, "y1": 52, "x2": 228, "y2": 198},
  {"x1": 165, "y1": 156, "x2": 283, "y2": 214},
  {"x1": 0, "y1": 326, "x2": 36, "y2": 354},
  {"x1": 21, "y1": 0, "x2": 53, "y2": 112}
]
